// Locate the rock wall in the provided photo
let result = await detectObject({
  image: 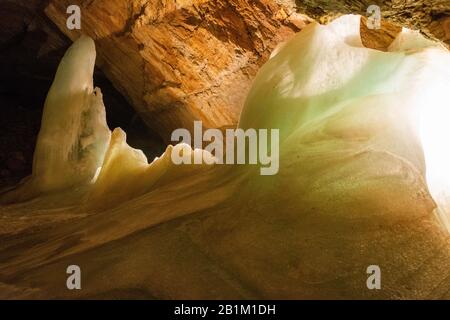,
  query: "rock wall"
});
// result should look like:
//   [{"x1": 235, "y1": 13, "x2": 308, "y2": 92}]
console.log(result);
[
  {"x1": 45, "y1": 0, "x2": 309, "y2": 140},
  {"x1": 295, "y1": 0, "x2": 450, "y2": 46},
  {"x1": 44, "y1": 0, "x2": 449, "y2": 141},
  {"x1": 4, "y1": 0, "x2": 446, "y2": 143}
]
